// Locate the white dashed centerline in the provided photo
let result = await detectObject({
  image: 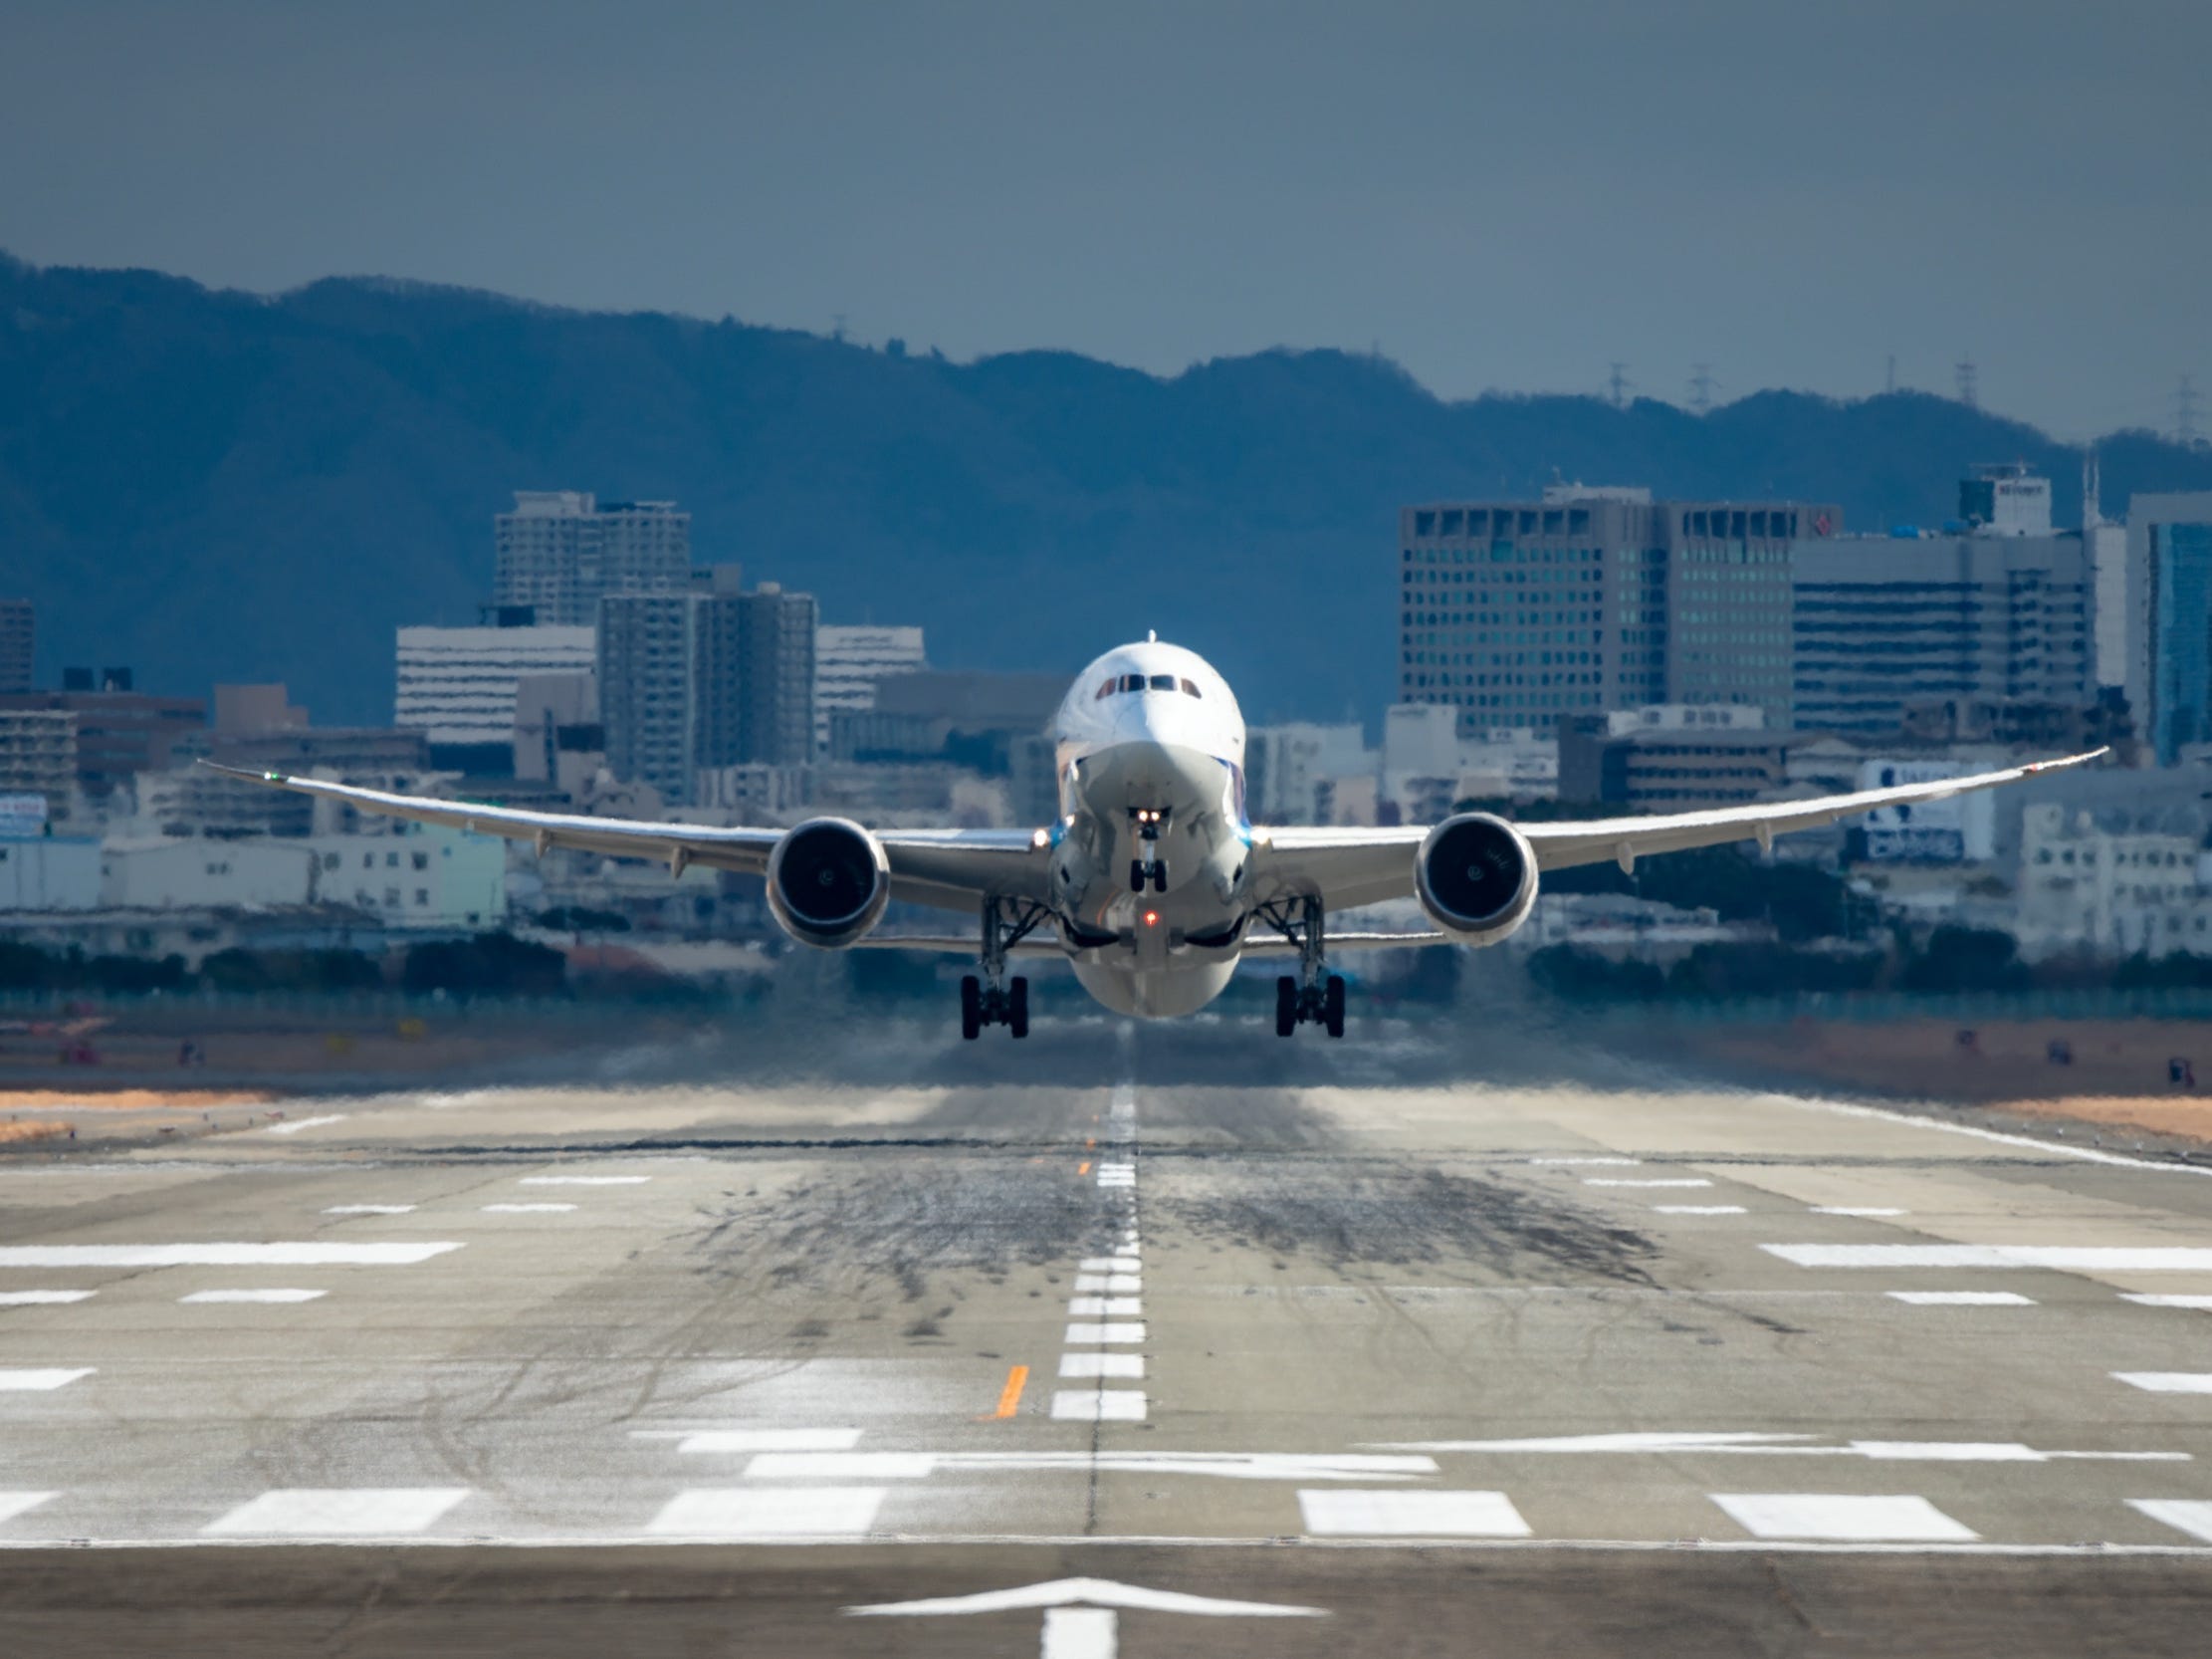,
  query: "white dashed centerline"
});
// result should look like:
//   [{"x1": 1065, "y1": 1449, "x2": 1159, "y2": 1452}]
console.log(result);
[
  {"x1": 180, "y1": 1289, "x2": 327, "y2": 1304},
  {"x1": 1887, "y1": 1291, "x2": 2037, "y2": 1306},
  {"x1": 0, "y1": 1291, "x2": 94, "y2": 1306},
  {"x1": 0, "y1": 1370, "x2": 92, "y2": 1392},
  {"x1": 264, "y1": 1114, "x2": 347, "y2": 1136}
]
